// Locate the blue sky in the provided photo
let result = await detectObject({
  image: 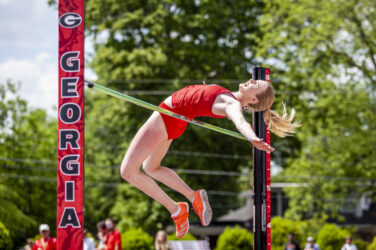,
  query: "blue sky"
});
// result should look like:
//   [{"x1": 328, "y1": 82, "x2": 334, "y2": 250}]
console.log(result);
[{"x1": 0, "y1": 0, "x2": 95, "y2": 116}]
